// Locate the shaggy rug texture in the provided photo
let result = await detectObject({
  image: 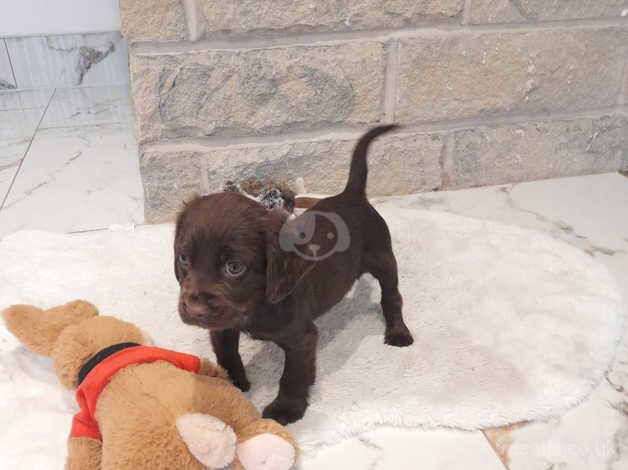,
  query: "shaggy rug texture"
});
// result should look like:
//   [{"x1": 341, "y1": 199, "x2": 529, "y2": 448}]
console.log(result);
[{"x1": 0, "y1": 207, "x2": 624, "y2": 465}]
